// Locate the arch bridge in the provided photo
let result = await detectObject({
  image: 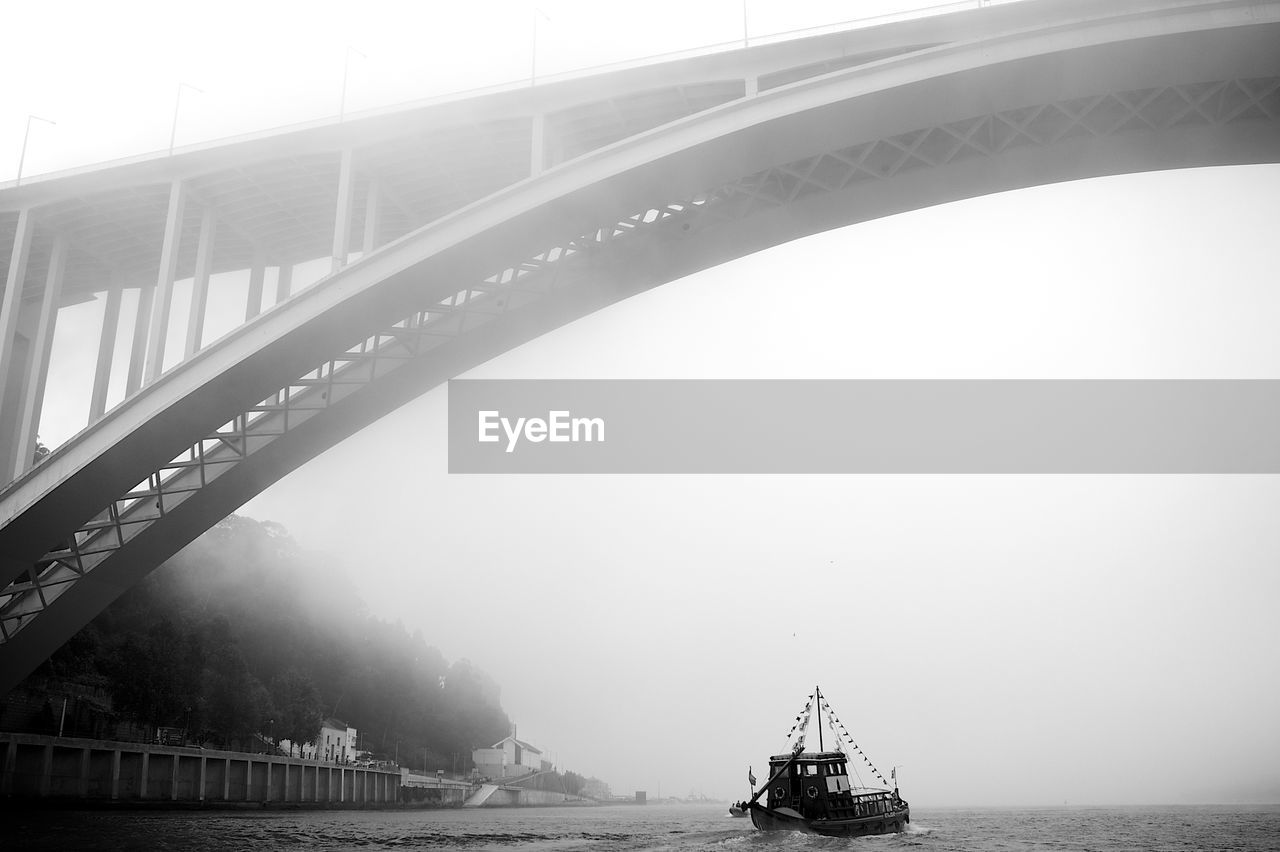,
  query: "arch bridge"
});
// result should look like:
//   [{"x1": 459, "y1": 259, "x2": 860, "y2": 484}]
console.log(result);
[{"x1": 1, "y1": 0, "x2": 1278, "y2": 692}]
